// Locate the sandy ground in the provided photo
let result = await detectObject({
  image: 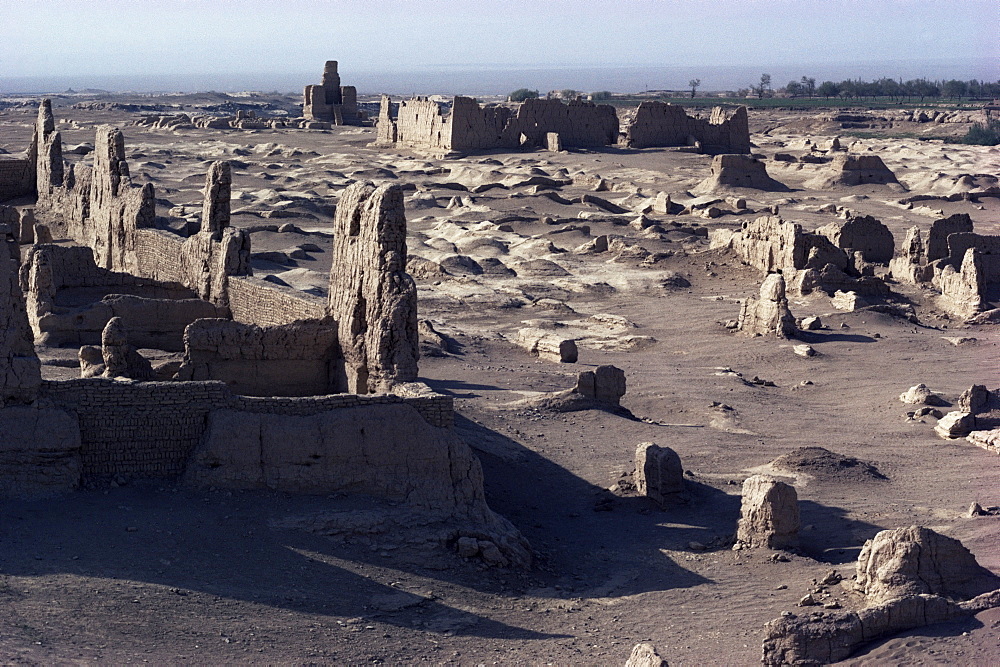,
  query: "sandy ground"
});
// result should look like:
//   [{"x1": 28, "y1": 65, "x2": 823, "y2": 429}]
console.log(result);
[{"x1": 0, "y1": 98, "x2": 998, "y2": 664}]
